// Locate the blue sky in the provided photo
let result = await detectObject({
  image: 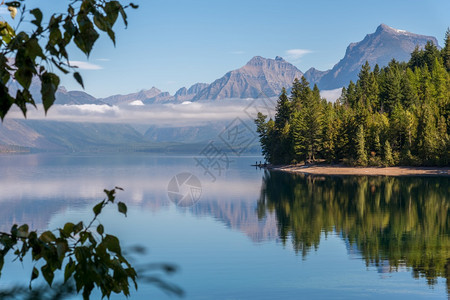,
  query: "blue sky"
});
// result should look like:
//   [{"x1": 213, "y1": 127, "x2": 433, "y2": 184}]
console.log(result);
[{"x1": 15, "y1": 0, "x2": 450, "y2": 97}]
